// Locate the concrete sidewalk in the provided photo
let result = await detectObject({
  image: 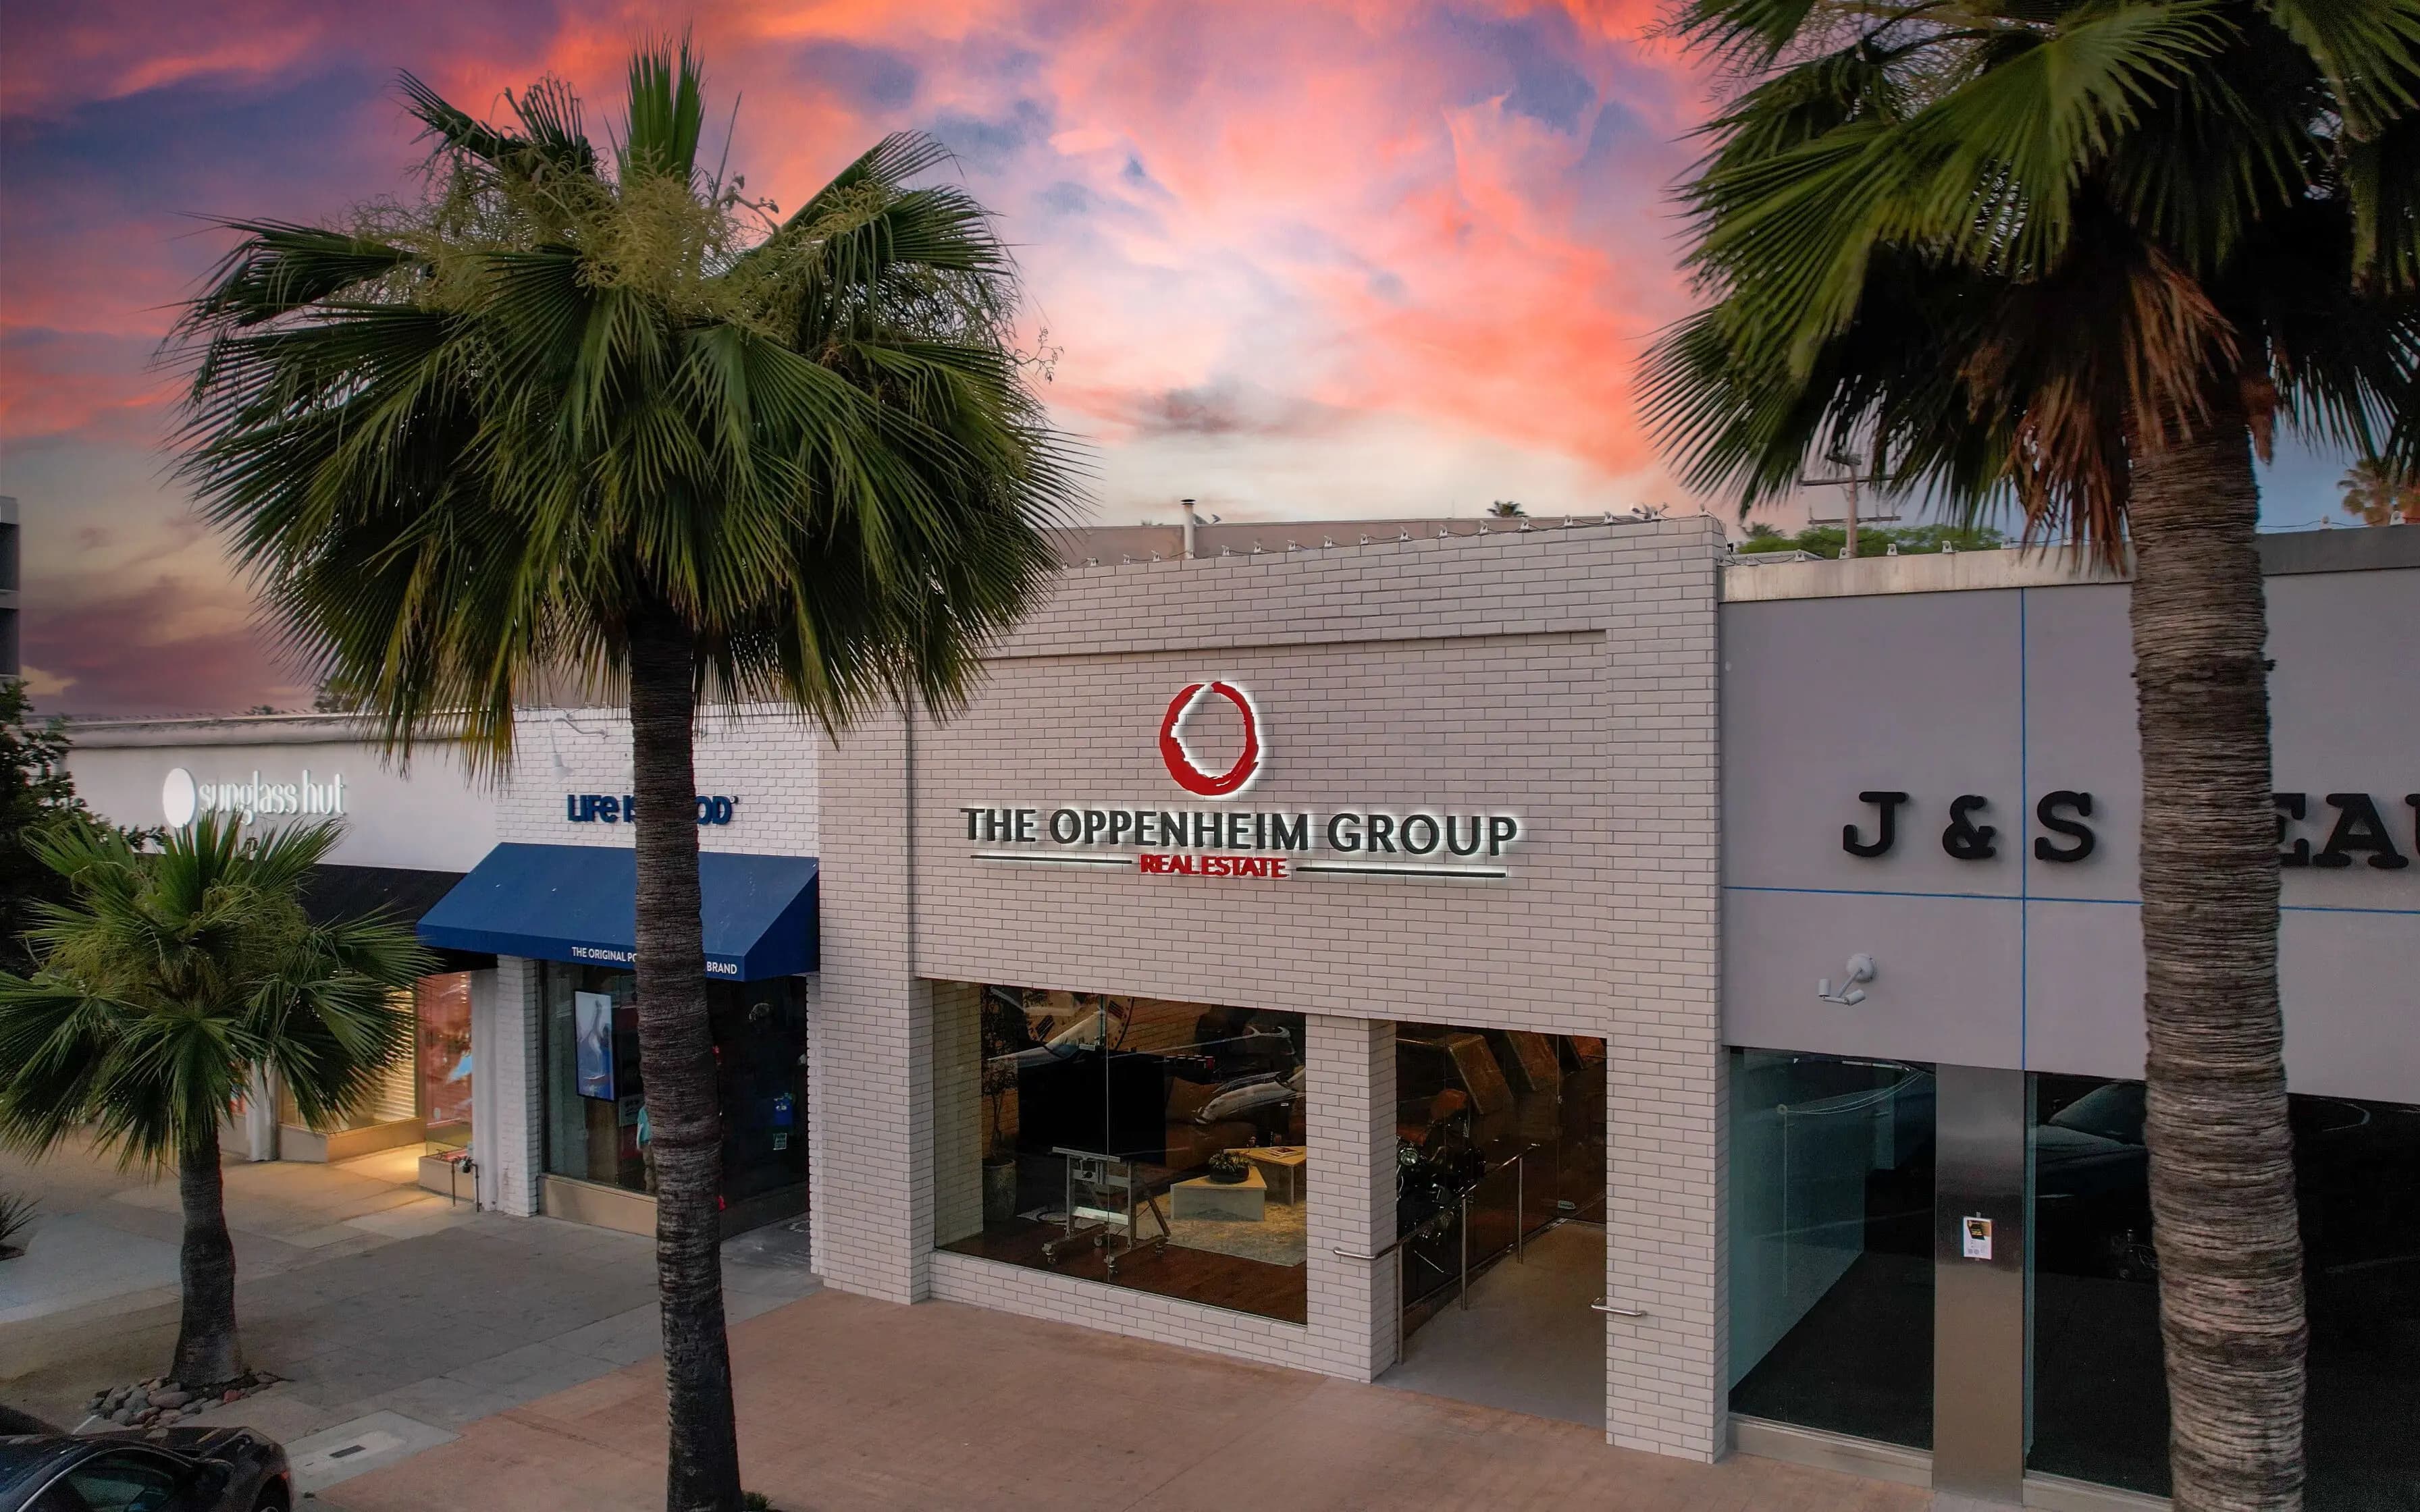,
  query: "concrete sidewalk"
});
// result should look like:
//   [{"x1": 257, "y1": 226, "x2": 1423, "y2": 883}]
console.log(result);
[
  {"x1": 319, "y1": 1289, "x2": 1926, "y2": 1512},
  {"x1": 0, "y1": 1140, "x2": 454, "y2": 1330},
  {"x1": 1, "y1": 1136, "x2": 816, "y2": 1465}
]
